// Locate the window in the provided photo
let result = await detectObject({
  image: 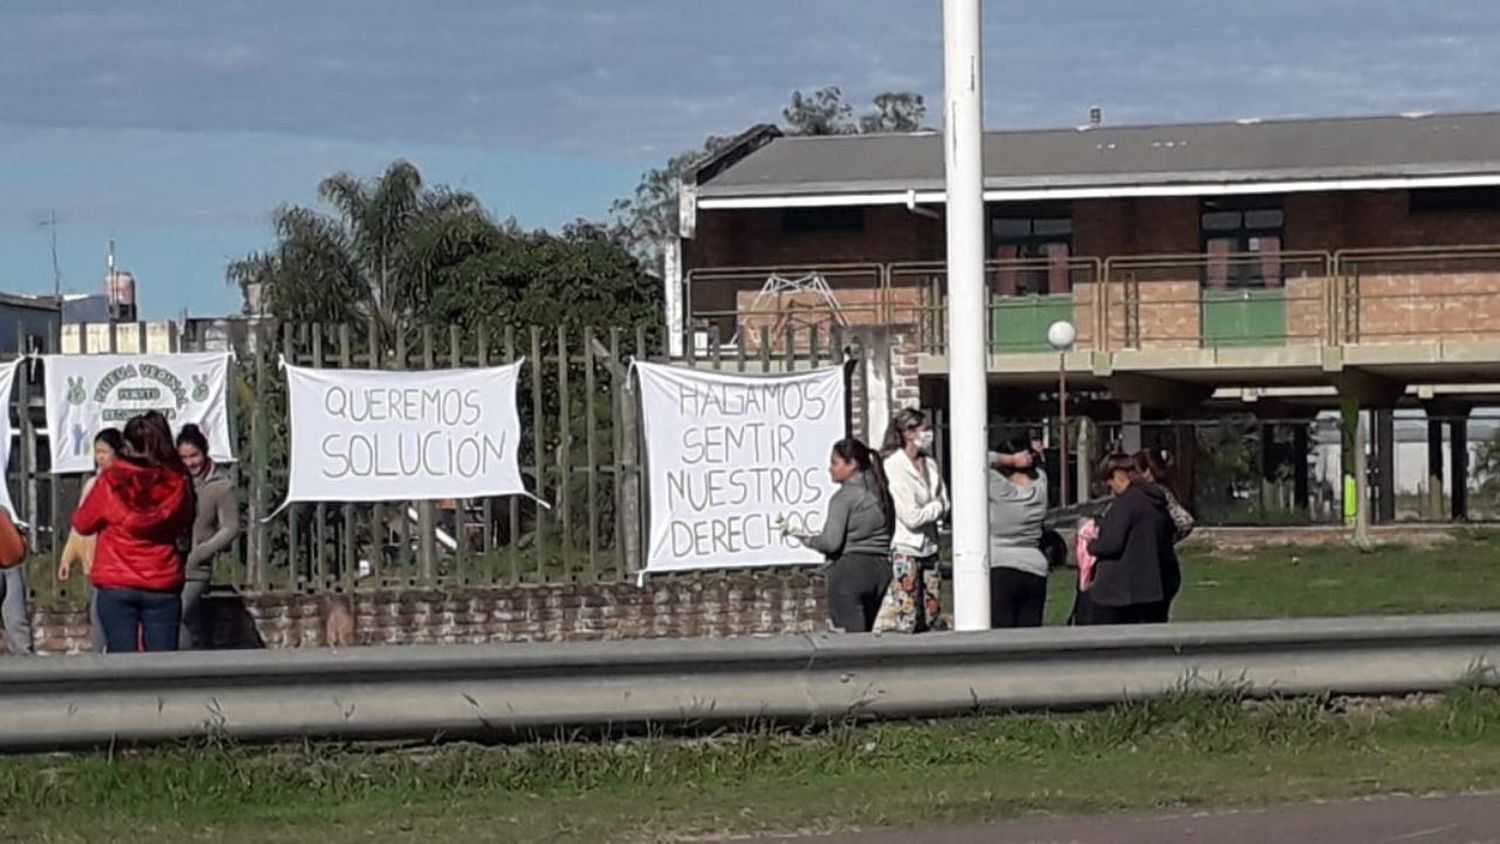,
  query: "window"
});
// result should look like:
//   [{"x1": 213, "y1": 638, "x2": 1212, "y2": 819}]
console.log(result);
[
  {"x1": 1200, "y1": 199, "x2": 1284, "y2": 288},
  {"x1": 780, "y1": 207, "x2": 865, "y2": 234},
  {"x1": 989, "y1": 205, "x2": 1073, "y2": 295},
  {"x1": 1409, "y1": 187, "x2": 1500, "y2": 214}
]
